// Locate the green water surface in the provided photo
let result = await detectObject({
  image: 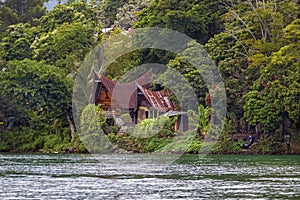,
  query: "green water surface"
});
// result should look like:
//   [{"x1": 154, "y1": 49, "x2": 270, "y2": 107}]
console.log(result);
[{"x1": 0, "y1": 154, "x2": 299, "y2": 199}]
